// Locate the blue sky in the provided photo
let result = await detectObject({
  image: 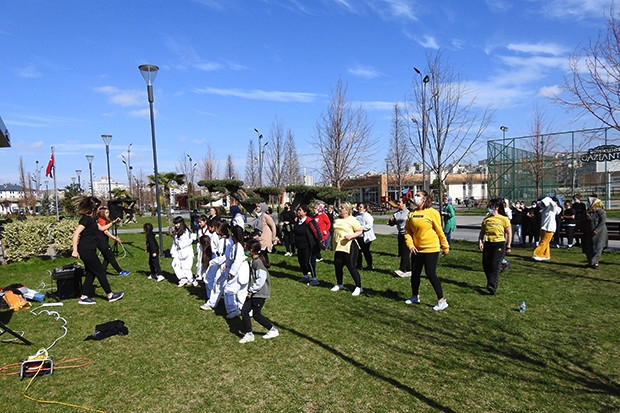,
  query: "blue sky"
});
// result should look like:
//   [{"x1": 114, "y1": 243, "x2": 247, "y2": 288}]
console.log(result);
[{"x1": 0, "y1": 0, "x2": 614, "y2": 190}]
